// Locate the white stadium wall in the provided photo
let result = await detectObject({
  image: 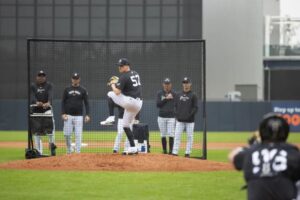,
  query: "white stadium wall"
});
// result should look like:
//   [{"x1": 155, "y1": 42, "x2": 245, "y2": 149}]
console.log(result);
[{"x1": 203, "y1": 0, "x2": 276, "y2": 101}]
